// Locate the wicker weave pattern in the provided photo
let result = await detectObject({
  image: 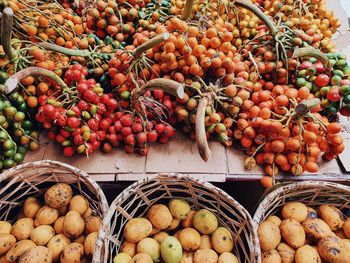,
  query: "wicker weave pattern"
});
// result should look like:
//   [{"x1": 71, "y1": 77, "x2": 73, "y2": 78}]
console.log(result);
[
  {"x1": 253, "y1": 181, "x2": 350, "y2": 262},
  {"x1": 0, "y1": 160, "x2": 108, "y2": 224},
  {"x1": 93, "y1": 173, "x2": 260, "y2": 263}
]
